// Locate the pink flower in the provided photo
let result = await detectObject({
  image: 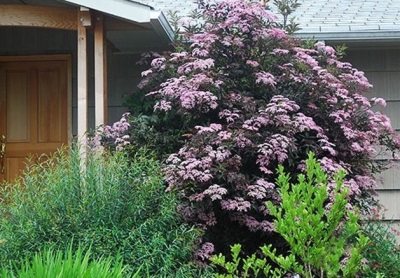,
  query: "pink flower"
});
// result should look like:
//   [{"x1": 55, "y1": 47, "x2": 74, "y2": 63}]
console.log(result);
[
  {"x1": 267, "y1": 28, "x2": 286, "y2": 39},
  {"x1": 203, "y1": 184, "x2": 228, "y2": 201},
  {"x1": 150, "y1": 57, "x2": 166, "y2": 69},
  {"x1": 255, "y1": 71, "x2": 276, "y2": 87},
  {"x1": 195, "y1": 242, "x2": 215, "y2": 261},
  {"x1": 246, "y1": 60, "x2": 259, "y2": 67},
  {"x1": 314, "y1": 41, "x2": 336, "y2": 56},
  {"x1": 141, "y1": 69, "x2": 152, "y2": 77},
  {"x1": 324, "y1": 46, "x2": 336, "y2": 56},
  {"x1": 247, "y1": 179, "x2": 274, "y2": 199},
  {"x1": 371, "y1": 97, "x2": 386, "y2": 107},
  {"x1": 195, "y1": 123, "x2": 223, "y2": 134},
  {"x1": 170, "y1": 51, "x2": 188, "y2": 61},
  {"x1": 272, "y1": 48, "x2": 290, "y2": 55},
  {"x1": 154, "y1": 100, "x2": 172, "y2": 111},
  {"x1": 221, "y1": 197, "x2": 251, "y2": 212}
]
